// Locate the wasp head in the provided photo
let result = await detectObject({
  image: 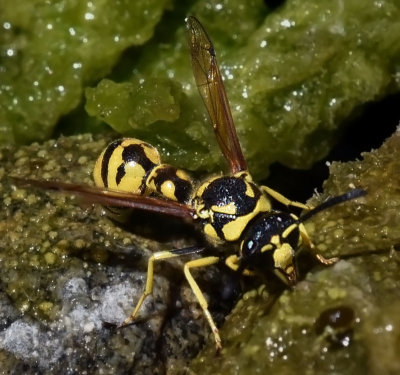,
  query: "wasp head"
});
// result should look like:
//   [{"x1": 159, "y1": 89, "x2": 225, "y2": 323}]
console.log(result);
[{"x1": 239, "y1": 212, "x2": 300, "y2": 285}]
